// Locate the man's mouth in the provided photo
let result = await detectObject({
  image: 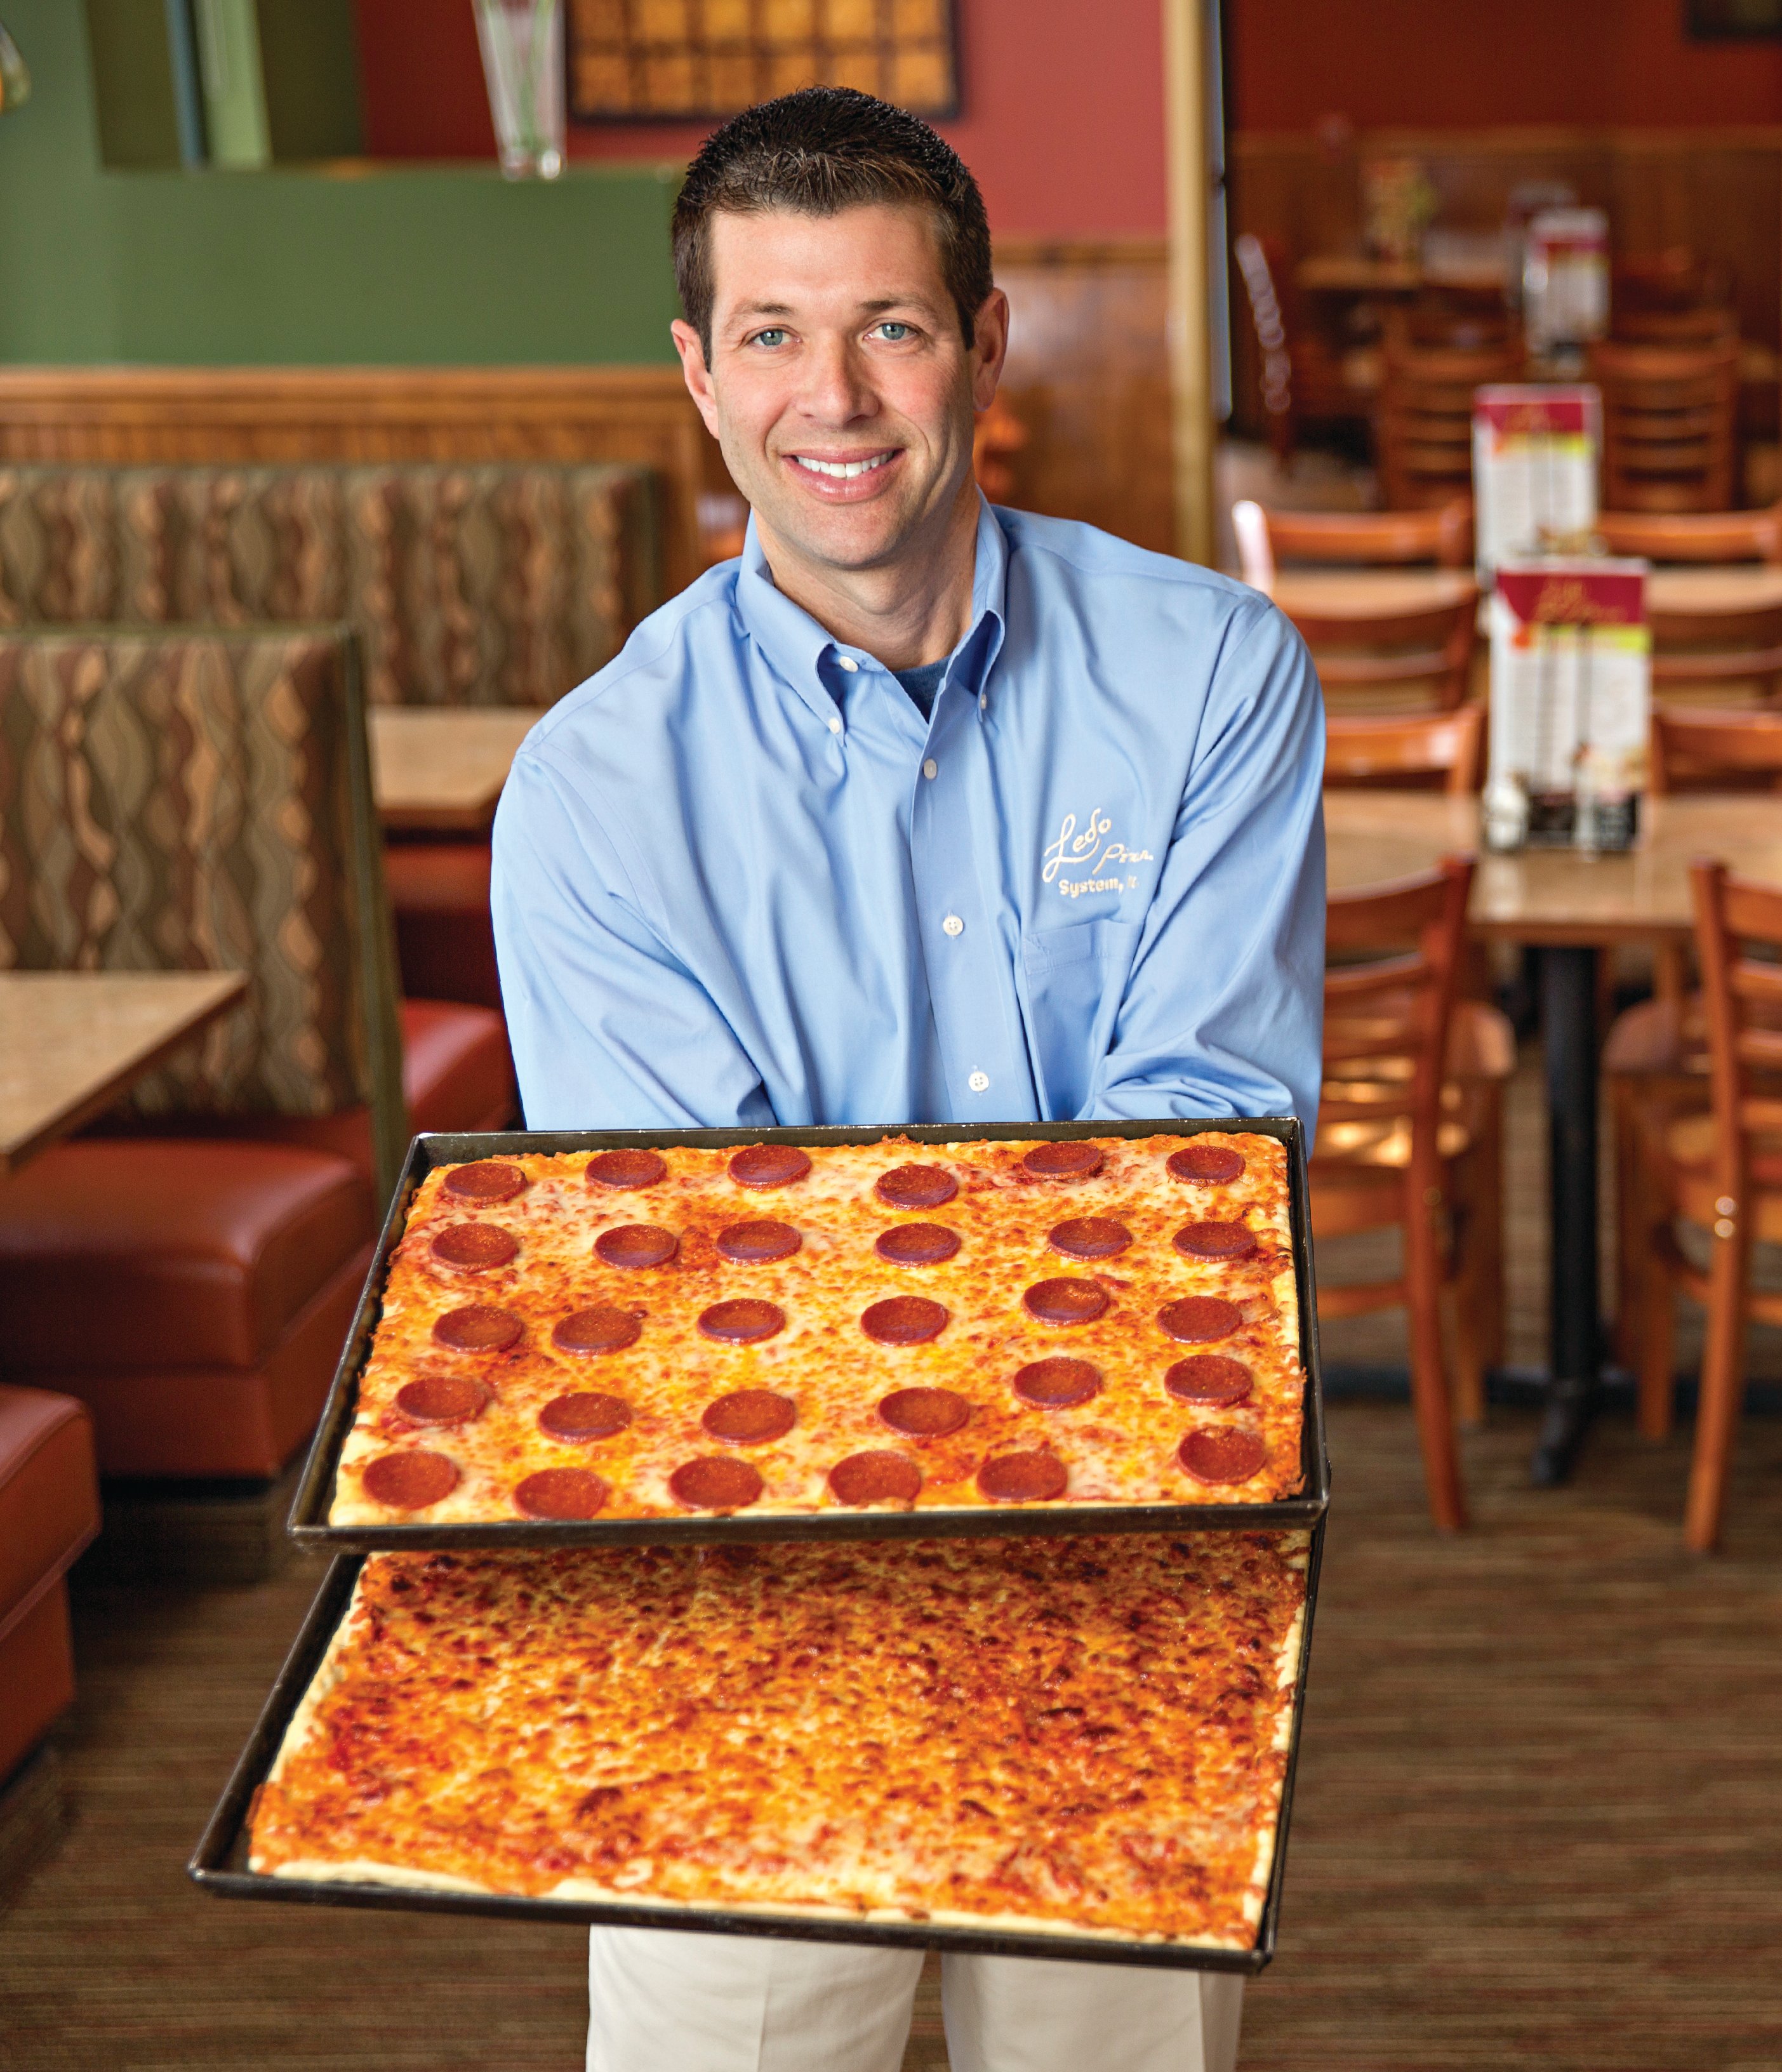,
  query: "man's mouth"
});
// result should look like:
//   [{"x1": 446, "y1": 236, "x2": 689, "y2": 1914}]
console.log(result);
[{"x1": 788, "y1": 451, "x2": 898, "y2": 481}]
